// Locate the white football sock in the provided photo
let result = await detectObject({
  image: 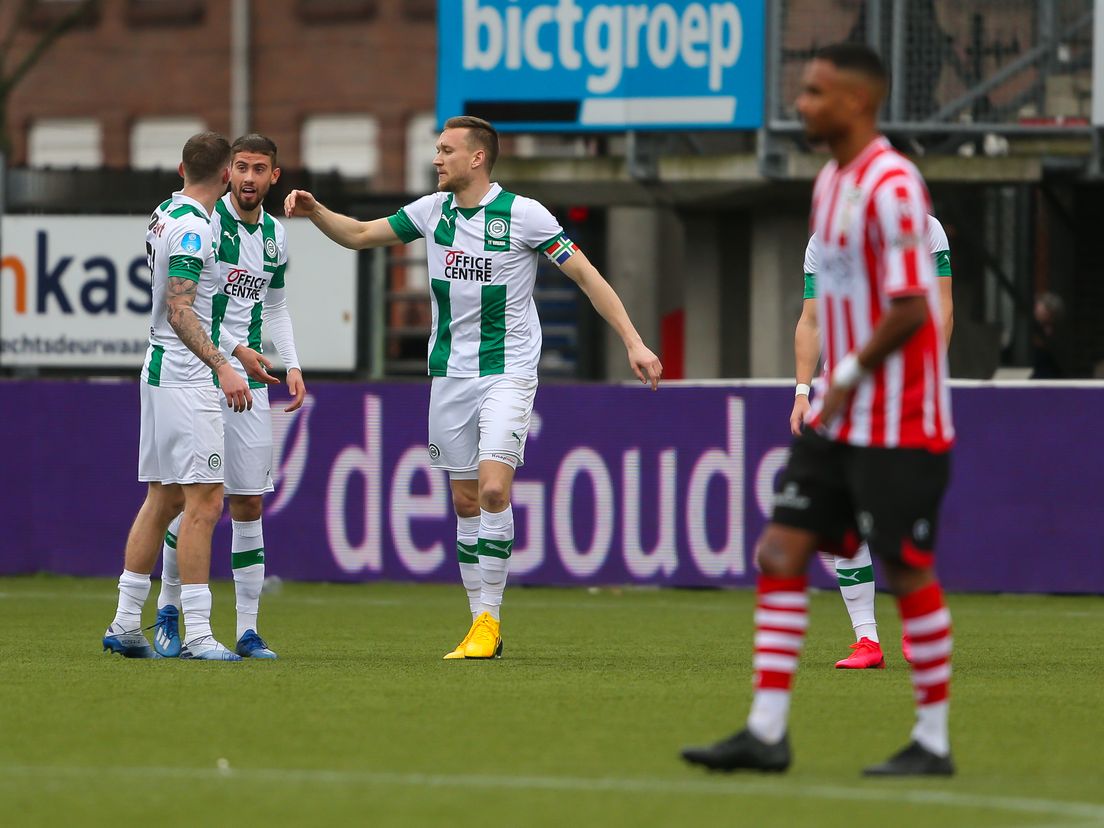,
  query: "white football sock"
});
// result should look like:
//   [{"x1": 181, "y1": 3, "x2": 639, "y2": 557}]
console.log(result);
[
  {"x1": 456, "y1": 514, "x2": 481, "y2": 619},
  {"x1": 912, "y1": 701, "x2": 950, "y2": 757},
  {"x1": 836, "y1": 545, "x2": 878, "y2": 643},
  {"x1": 181, "y1": 583, "x2": 213, "y2": 644},
  {"x1": 478, "y1": 506, "x2": 513, "y2": 621},
  {"x1": 747, "y1": 689, "x2": 791, "y2": 745},
  {"x1": 231, "y1": 518, "x2": 265, "y2": 640},
  {"x1": 158, "y1": 514, "x2": 183, "y2": 610},
  {"x1": 111, "y1": 569, "x2": 150, "y2": 632}
]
